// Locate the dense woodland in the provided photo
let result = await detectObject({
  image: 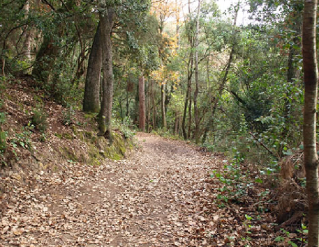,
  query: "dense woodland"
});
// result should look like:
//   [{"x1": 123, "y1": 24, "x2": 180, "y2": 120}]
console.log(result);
[{"x1": 1, "y1": 0, "x2": 319, "y2": 245}]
